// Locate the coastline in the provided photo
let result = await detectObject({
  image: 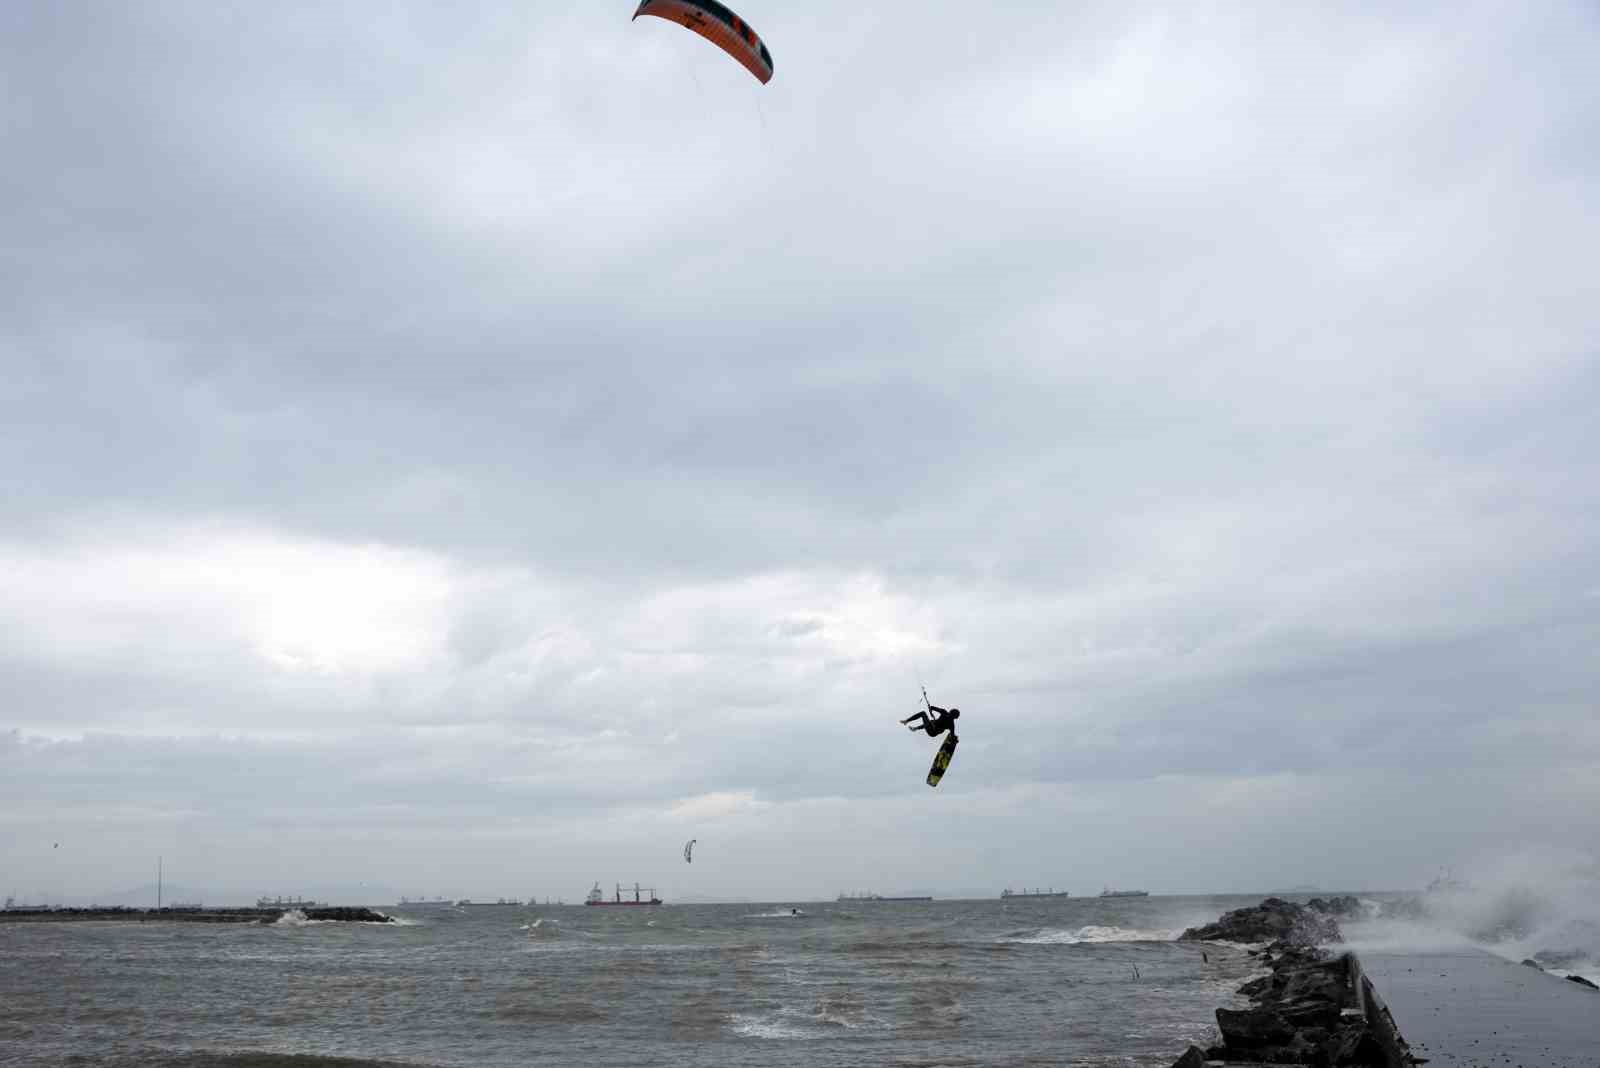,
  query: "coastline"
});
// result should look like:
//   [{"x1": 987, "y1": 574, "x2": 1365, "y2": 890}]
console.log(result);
[{"x1": 0, "y1": 905, "x2": 393, "y2": 924}]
